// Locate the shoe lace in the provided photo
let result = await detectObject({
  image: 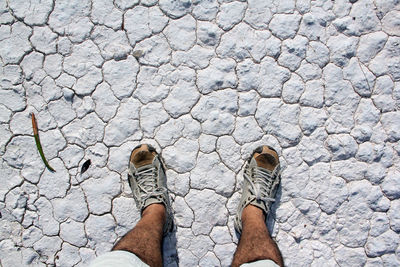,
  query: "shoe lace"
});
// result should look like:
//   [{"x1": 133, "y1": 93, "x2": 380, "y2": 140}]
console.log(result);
[
  {"x1": 135, "y1": 166, "x2": 166, "y2": 207},
  {"x1": 244, "y1": 166, "x2": 281, "y2": 204}
]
